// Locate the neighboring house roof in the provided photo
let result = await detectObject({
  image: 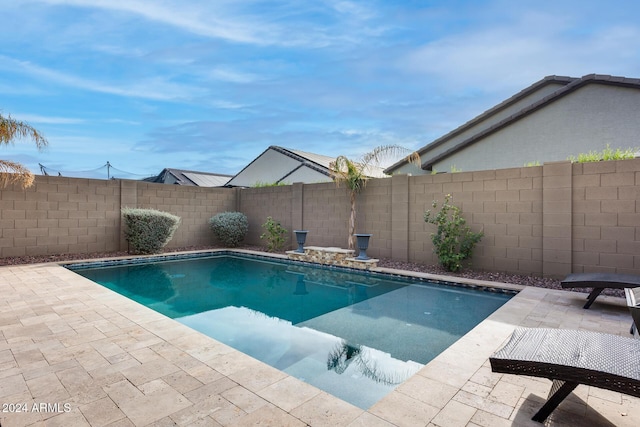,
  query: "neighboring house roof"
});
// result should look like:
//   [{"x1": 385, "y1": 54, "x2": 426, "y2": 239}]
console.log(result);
[
  {"x1": 225, "y1": 146, "x2": 386, "y2": 187},
  {"x1": 284, "y1": 147, "x2": 387, "y2": 179},
  {"x1": 286, "y1": 147, "x2": 336, "y2": 169},
  {"x1": 385, "y1": 74, "x2": 640, "y2": 173},
  {"x1": 144, "y1": 168, "x2": 233, "y2": 187}
]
